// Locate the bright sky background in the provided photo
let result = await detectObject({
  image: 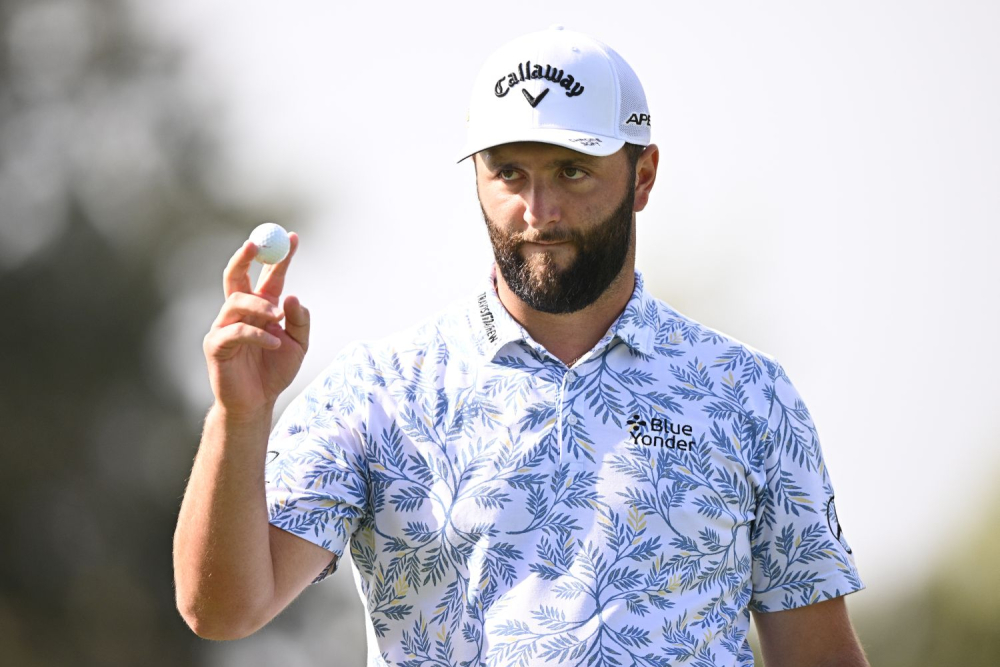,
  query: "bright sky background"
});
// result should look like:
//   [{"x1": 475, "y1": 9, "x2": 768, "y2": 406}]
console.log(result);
[{"x1": 140, "y1": 0, "x2": 999, "y2": 626}]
